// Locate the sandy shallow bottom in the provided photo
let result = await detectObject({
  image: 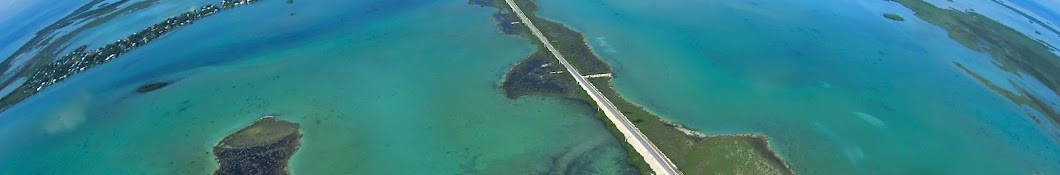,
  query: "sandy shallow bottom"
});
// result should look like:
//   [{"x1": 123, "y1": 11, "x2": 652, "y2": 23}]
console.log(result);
[
  {"x1": 0, "y1": 0, "x2": 639, "y2": 174},
  {"x1": 533, "y1": 0, "x2": 1060, "y2": 174}
]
